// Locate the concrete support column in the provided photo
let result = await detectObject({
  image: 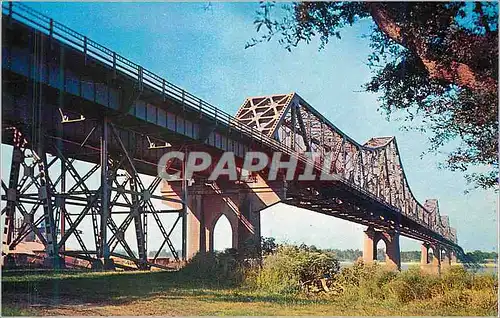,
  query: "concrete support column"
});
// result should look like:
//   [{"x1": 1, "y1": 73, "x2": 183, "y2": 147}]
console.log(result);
[
  {"x1": 237, "y1": 197, "x2": 261, "y2": 257},
  {"x1": 363, "y1": 226, "x2": 400, "y2": 270},
  {"x1": 164, "y1": 173, "x2": 282, "y2": 261},
  {"x1": 420, "y1": 243, "x2": 429, "y2": 265},
  {"x1": 383, "y1": 231, "x2": 401, "y2": 270},
  {"x1": 450, "y1": 252, "x2": 457, "y2": 264},
  {"x1": 387, "y1": 232, "x2": 400, "y2": 270},
  {"x1": 442, "y1": 249, "x2": 452, "y2": 268},
  {"x1": 363, "y1": 226, "x2": 377, "y2": 262},
  {"x1": 162, "y1": 180, "x2": 203, "y2": 260},
  {"x1": 431, "y1": 244, "x2": 441, "y2": 275},
  {"x1": 186, "y1": 194, "x2": 208, "y2": 259},
  {"x1": 420, "y1": 242, "x2": 432, "y2": 273}
]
